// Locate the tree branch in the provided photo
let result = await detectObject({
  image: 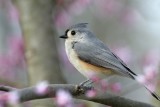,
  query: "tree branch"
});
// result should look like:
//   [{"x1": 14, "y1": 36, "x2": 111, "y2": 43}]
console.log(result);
[{"x1": 0, "y1": 84, "x2": 154, "y2": 107}]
